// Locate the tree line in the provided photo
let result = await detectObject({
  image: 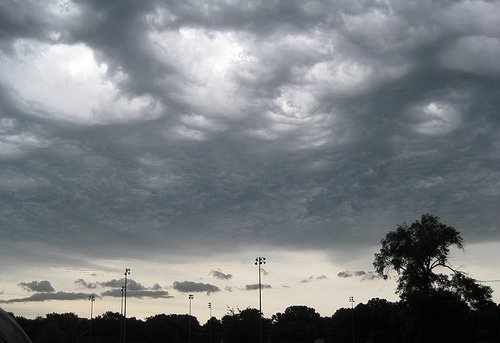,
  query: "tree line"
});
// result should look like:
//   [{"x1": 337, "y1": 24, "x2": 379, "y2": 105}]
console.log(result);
[
  {"x1": 9, "y1": 300, "x2": 500, "y2": 343},
  {"x1": 9, "y1": 214, "x2": 500, "y2": 342}
]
